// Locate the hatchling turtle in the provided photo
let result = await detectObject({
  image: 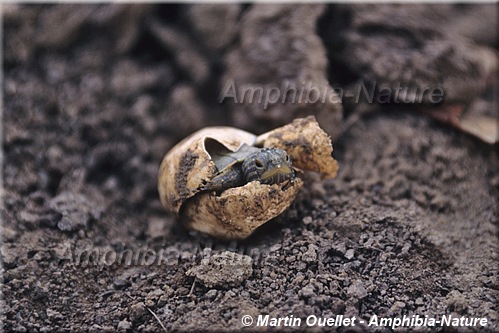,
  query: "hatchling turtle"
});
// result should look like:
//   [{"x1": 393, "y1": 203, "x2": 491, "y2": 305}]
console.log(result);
[
  {"x1": 202, "y1": 144, "x2": 295, "y2": 192},
  {"x1": 158, "y1": 116, "x2": 338, "y2": 240}
]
